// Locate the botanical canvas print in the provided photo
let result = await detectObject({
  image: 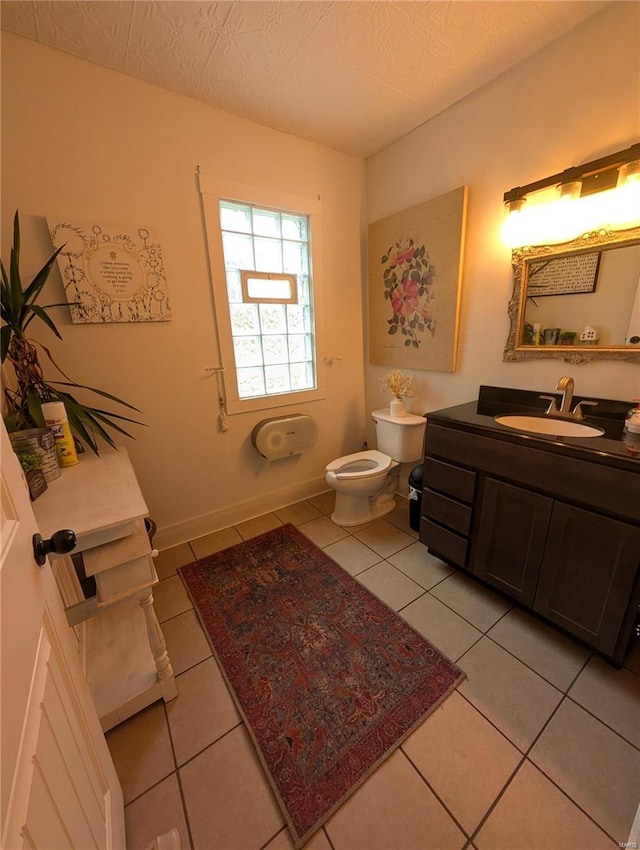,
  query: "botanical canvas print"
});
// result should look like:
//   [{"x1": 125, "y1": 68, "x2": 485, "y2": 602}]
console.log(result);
[
  {"x1": 48, "y1": 218, "x2": 172, "y2": 323},
  {"x1": 368, "y1": 186, "x2": 467, "y2": 371}
]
